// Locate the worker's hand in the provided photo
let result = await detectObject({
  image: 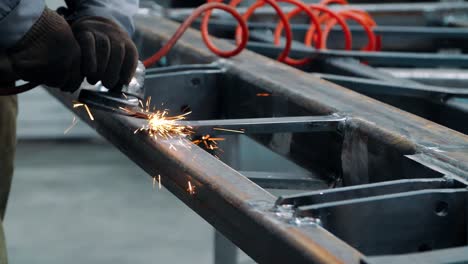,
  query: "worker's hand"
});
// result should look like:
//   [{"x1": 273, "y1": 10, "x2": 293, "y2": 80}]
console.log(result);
[
  {"x1": 6, "y1": 8, "x2": 83, "y2": 93},
  {"x1": 71, "y1": 16, "x2": 138, "y2": 91}
]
